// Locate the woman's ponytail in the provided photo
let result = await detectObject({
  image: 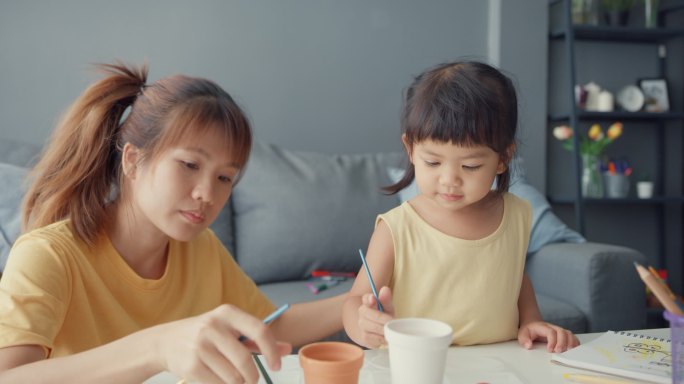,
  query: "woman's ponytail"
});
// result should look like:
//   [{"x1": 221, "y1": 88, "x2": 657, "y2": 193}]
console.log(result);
[{"x1": 23, "y1": 62, "x2": 148, "y2": 245}]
